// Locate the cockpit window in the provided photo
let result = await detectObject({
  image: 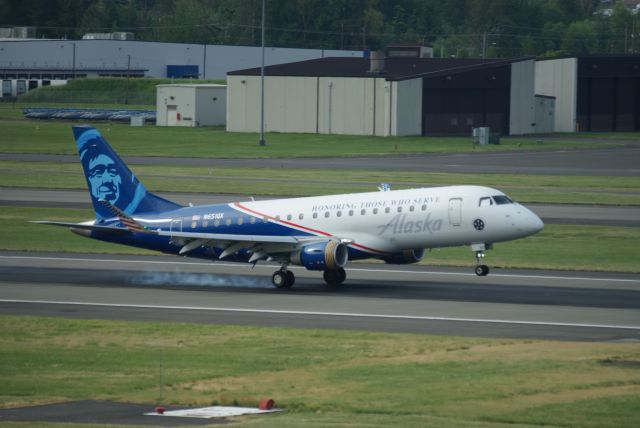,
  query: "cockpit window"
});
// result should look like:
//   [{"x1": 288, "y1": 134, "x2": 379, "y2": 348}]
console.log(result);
[
  {"x1": 479, "y1": 197, "x2": 493, "y2": 207},
  {"x1": 492, "y1": 195, "x2": 514, "y2": 205}
]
